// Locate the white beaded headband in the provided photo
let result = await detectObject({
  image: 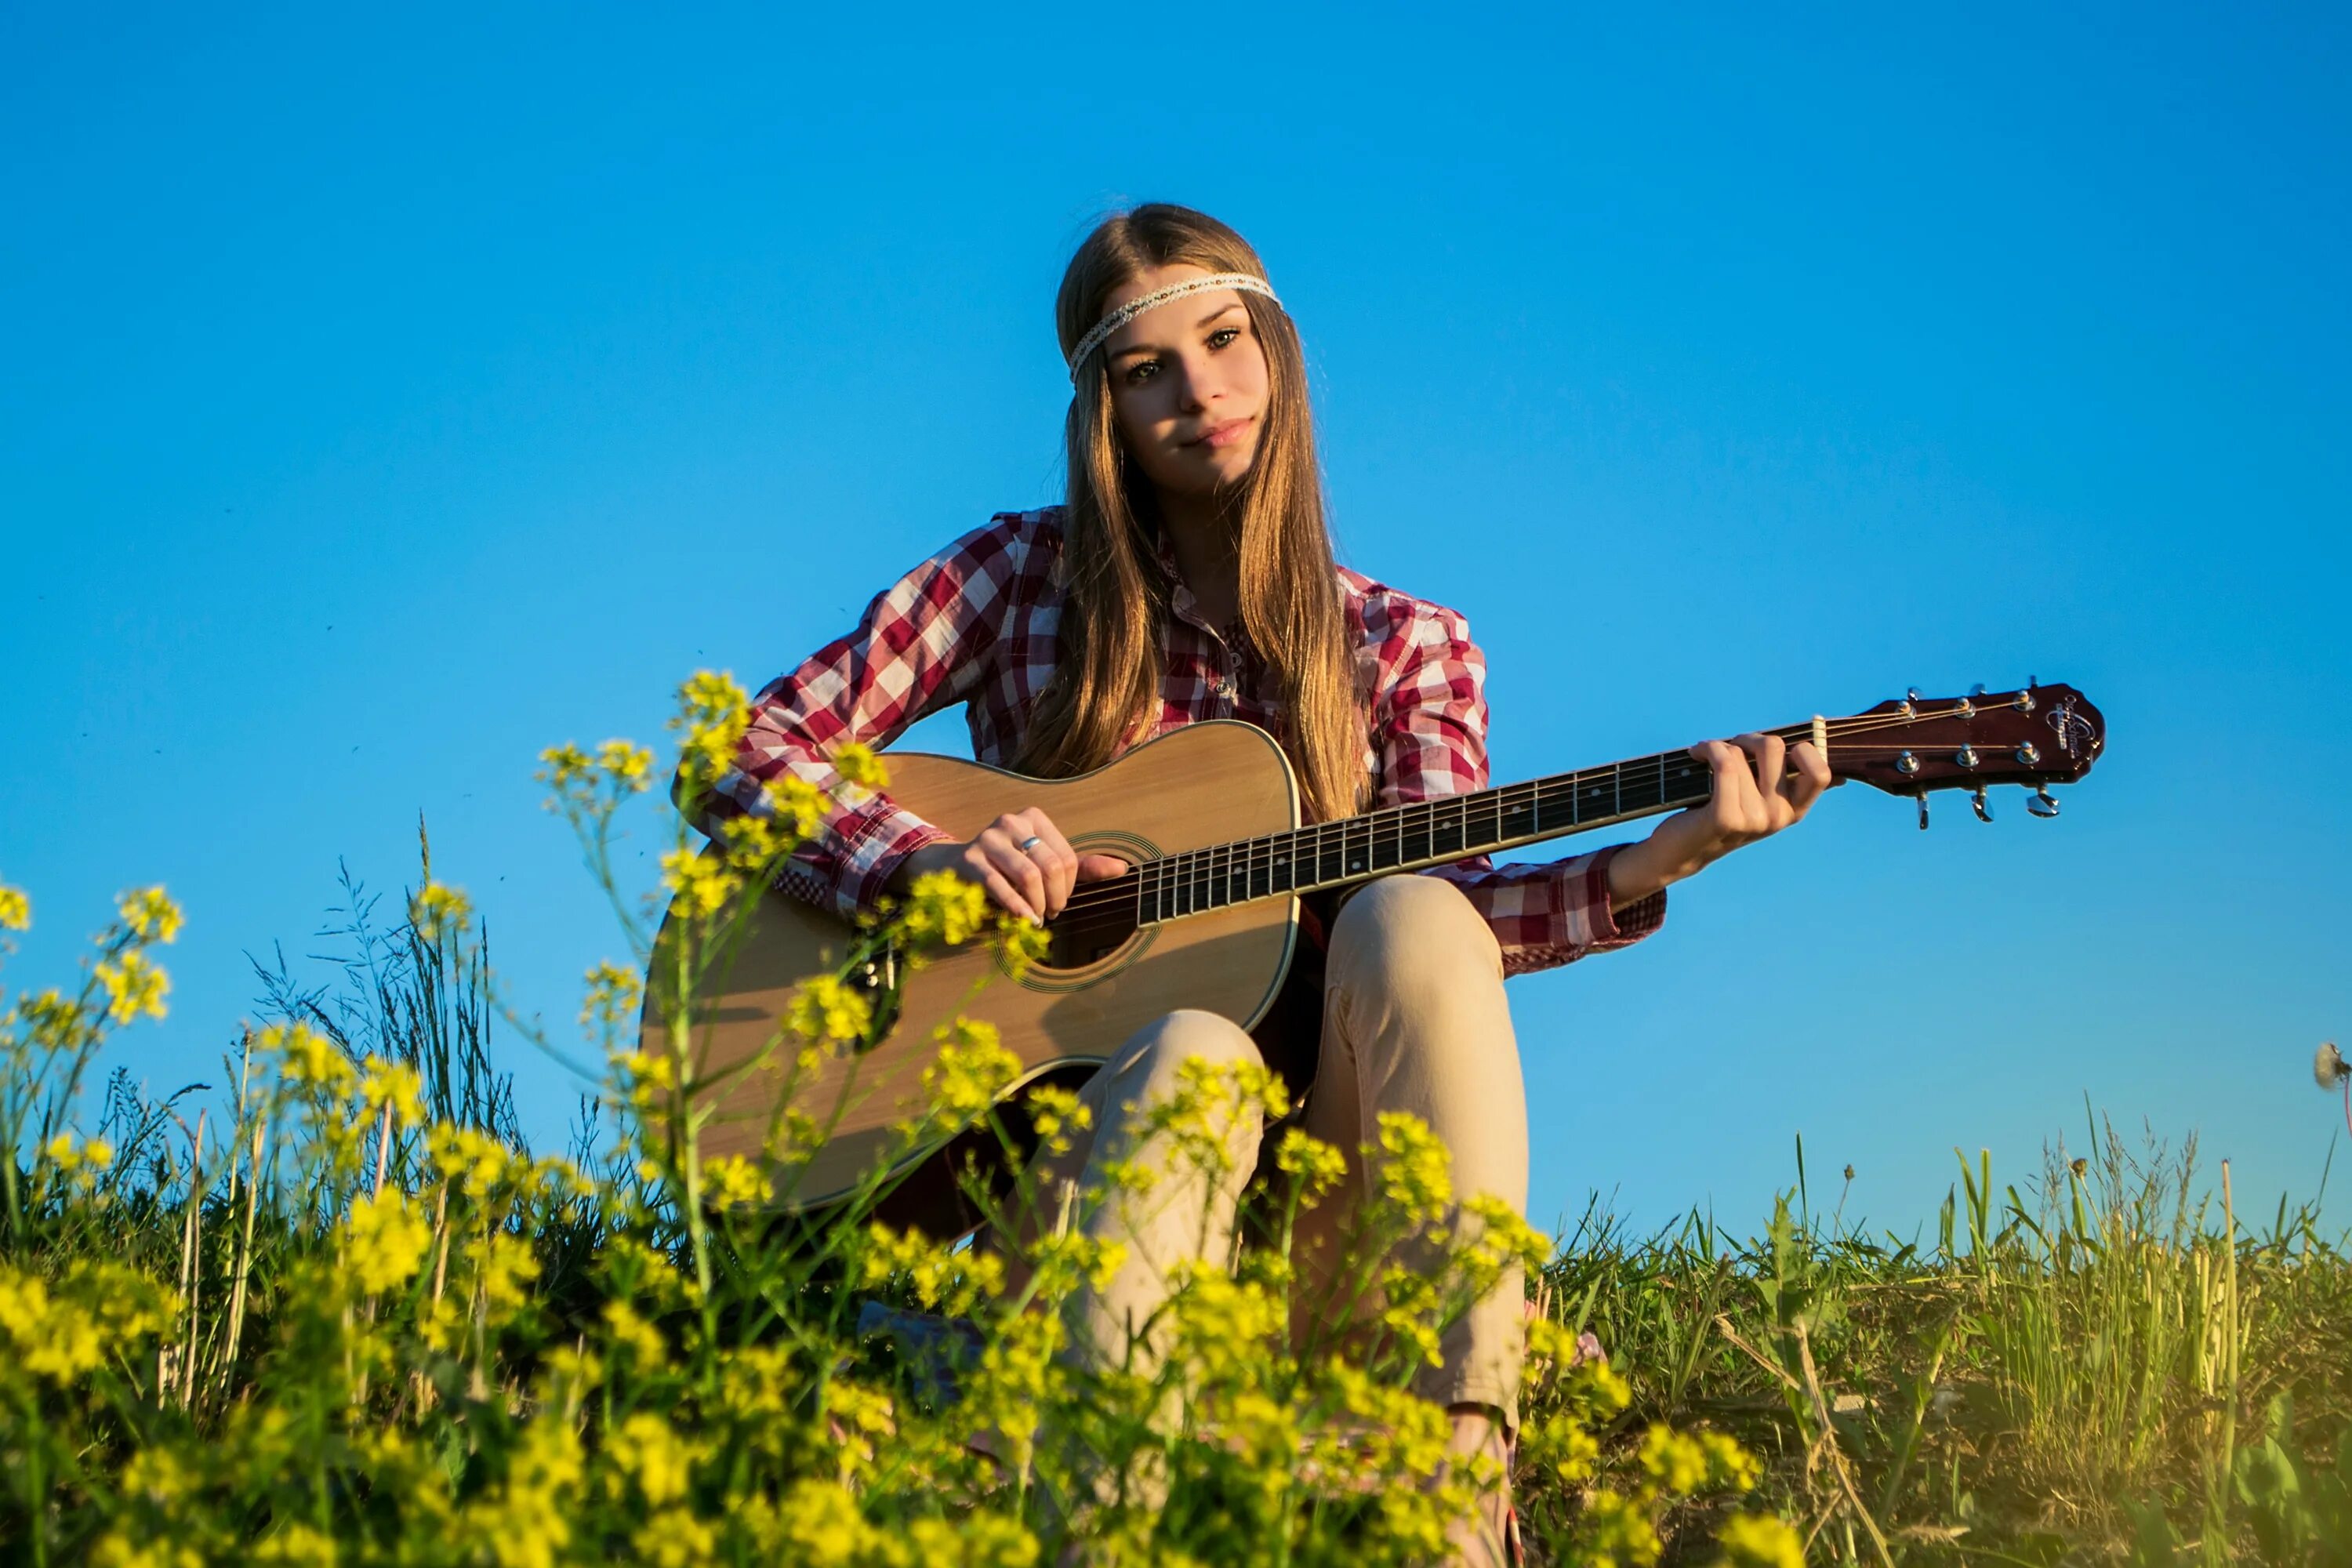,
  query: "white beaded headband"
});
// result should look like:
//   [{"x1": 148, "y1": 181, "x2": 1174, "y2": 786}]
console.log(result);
[{"x1": 1065, "y1": 271, "x2": 1282, "y2": 383}]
